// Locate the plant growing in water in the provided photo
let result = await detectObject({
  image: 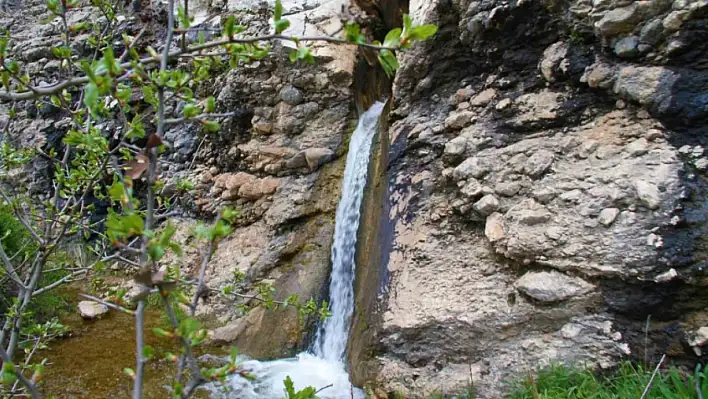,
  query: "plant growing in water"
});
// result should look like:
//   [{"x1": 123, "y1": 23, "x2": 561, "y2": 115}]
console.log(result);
[{"x1": 0, "y1": 0, "x2": 437, "y2": 397}]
